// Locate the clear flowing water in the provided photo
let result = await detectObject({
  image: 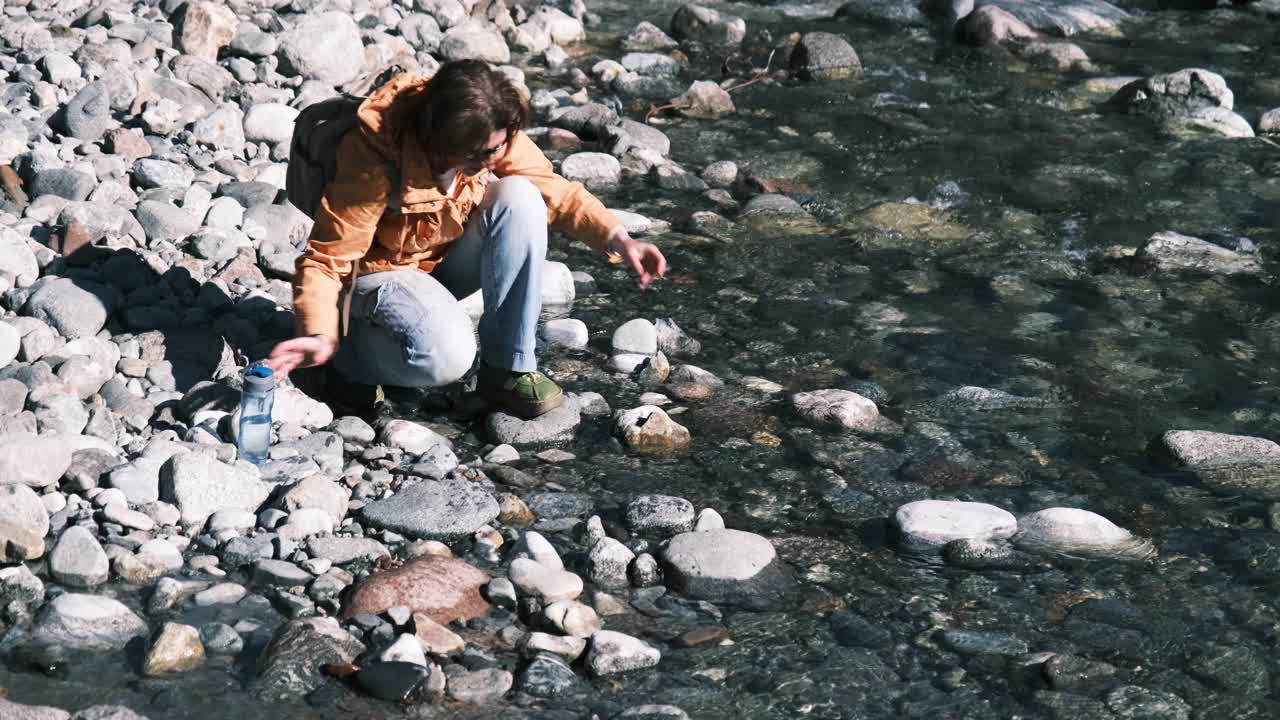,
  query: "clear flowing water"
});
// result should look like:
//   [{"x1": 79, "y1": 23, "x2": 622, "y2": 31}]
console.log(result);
[{"x1": 6, "y1": 2, "x2": 1280, "y2": 718}]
